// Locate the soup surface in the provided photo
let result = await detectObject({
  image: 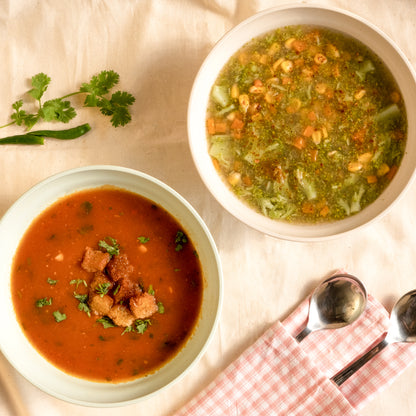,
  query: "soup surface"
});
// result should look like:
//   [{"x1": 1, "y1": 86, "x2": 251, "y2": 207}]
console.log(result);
[
  {"x1": 12, "y1": 187, "x2": 203, "y2": 382},
  {"x1": 206, "y1": 25, "x2": 407, "y2": 222}
]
